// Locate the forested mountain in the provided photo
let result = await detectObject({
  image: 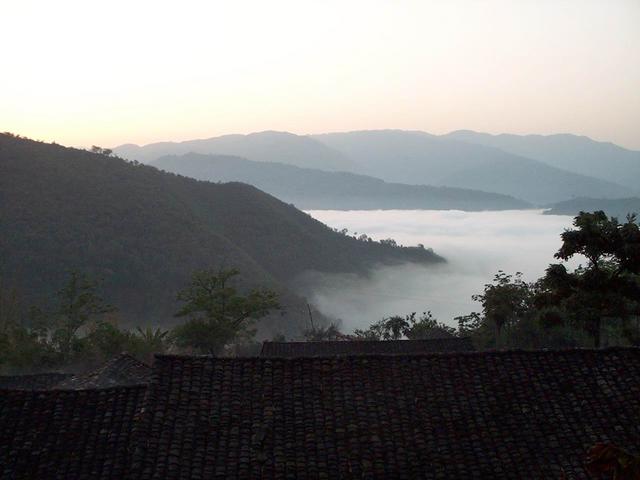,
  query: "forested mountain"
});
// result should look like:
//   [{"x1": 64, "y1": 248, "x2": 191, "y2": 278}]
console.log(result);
[
  {"x1": 114, "y1": 131, "x2": 354, "y2": 171},
  {"x1": 0, "y1": 134, "x2": 441, "y2": 329},
  {"x1": 153, "y1": 153, "x2": 531, "y2": 211},
  {"x1": 445, "y1": 130, "x2": 640, "y2": 191},
  {"x1": 544, "y1": 197, "x2": 640, "y2": 218},
  {"x1": 312, "y1": 130, "x2": 632, "y2": 205}
]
